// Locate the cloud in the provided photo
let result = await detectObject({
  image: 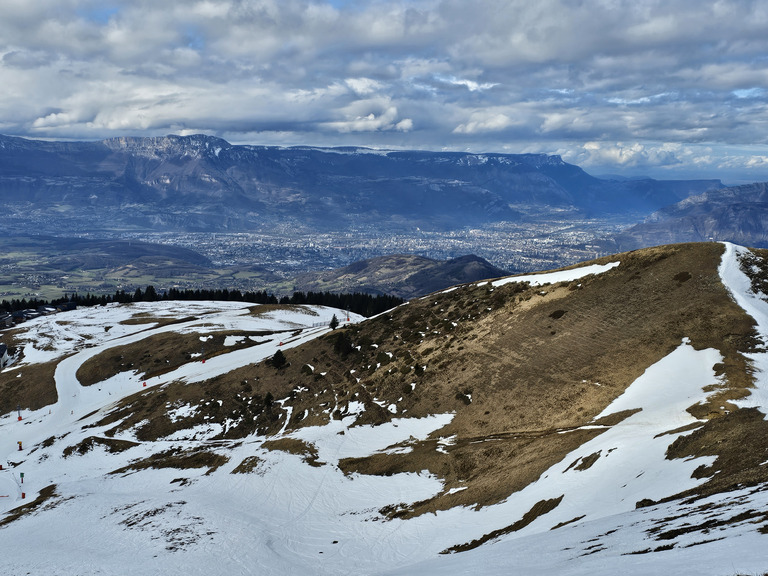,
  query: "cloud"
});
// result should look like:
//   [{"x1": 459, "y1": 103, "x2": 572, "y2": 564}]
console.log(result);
[
  {"x1": 453, "y1": 112, "x2": 517, "y2": 134},
  {"x1": 1, "y1": 0, "x2": 768, "y2": 179},
  {"x1": 345, "y1": 77, "x2": 383, "y2": 95},
  {"x1": 323, "y1": 98, "x2": 413, "y2": 133},
  {"x1": 573, "y1": 142, "x2": 684, "y2": 169}
]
